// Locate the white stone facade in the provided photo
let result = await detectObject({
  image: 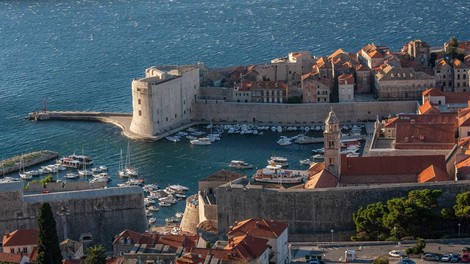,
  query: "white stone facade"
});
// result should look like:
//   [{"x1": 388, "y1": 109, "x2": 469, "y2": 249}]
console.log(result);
[{"x1": 130, "y1": 66, "x2": 200, "y2": 136}]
